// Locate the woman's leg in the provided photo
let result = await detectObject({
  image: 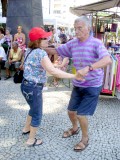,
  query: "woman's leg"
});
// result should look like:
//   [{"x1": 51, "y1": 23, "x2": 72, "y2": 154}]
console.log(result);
[
  {"x1": 26, "y1": 126, "x2": 42, "y2": 145},
  {"x1": 21, "y1": 82, "x2": 43, "y2": 146},
  {"x1": 14, "y1": 61, "x2": 21, "y2": 71},
  {"x1": 5, "y1": 61, "x2": 11, "y2": 77},
  {"x1": 6, "y1": 68, "x2": 10, "y2": 76},
  {"x1": 22, "y1": 115, "x2": 32, "y2": 133}
]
